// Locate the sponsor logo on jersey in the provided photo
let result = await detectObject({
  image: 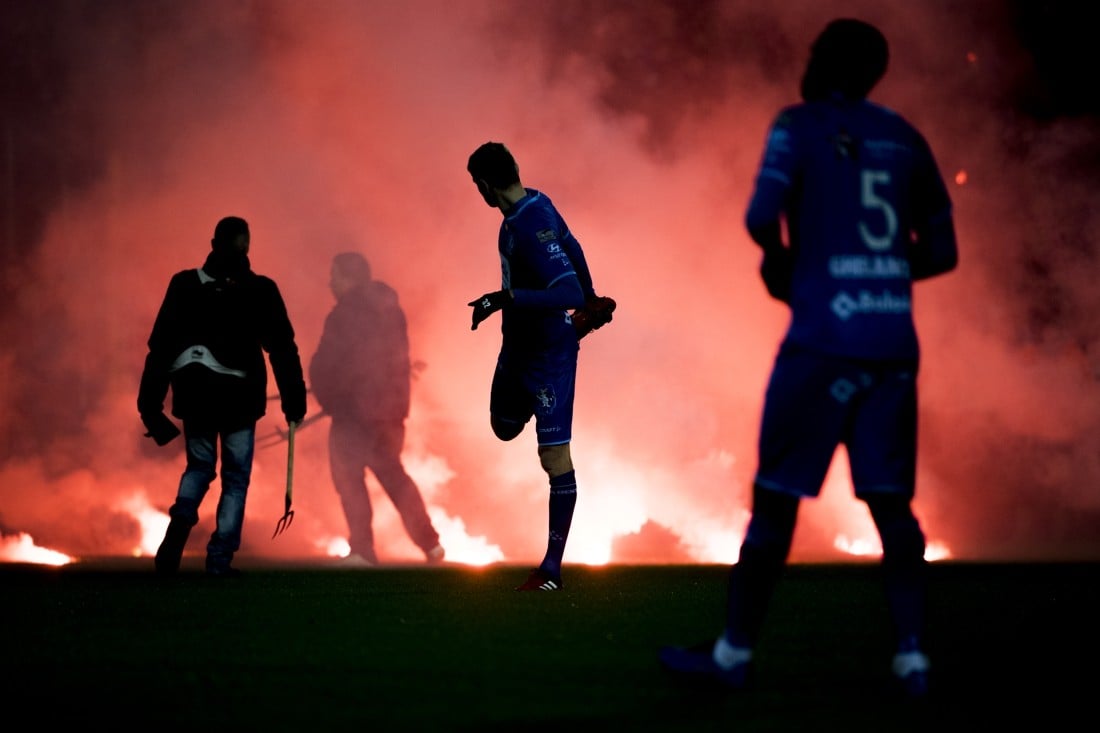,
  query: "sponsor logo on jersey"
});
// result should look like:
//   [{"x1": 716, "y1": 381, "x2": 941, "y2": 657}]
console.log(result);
[
  {"x1": 831, "y1": 289, "x2": 911, "y2": 320},
  {"x1": 830, "y1": 378, "x2": 857, "y2": 404},
  {"x1": 864, "y1": 139, "x2": 912, "y2": 161},
  {"x1": 536, "y1": 229, "x2": 557, "y2": 243},
  {"x1": 828, "y1": 254, "x2": 910, "y2": 279}
]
